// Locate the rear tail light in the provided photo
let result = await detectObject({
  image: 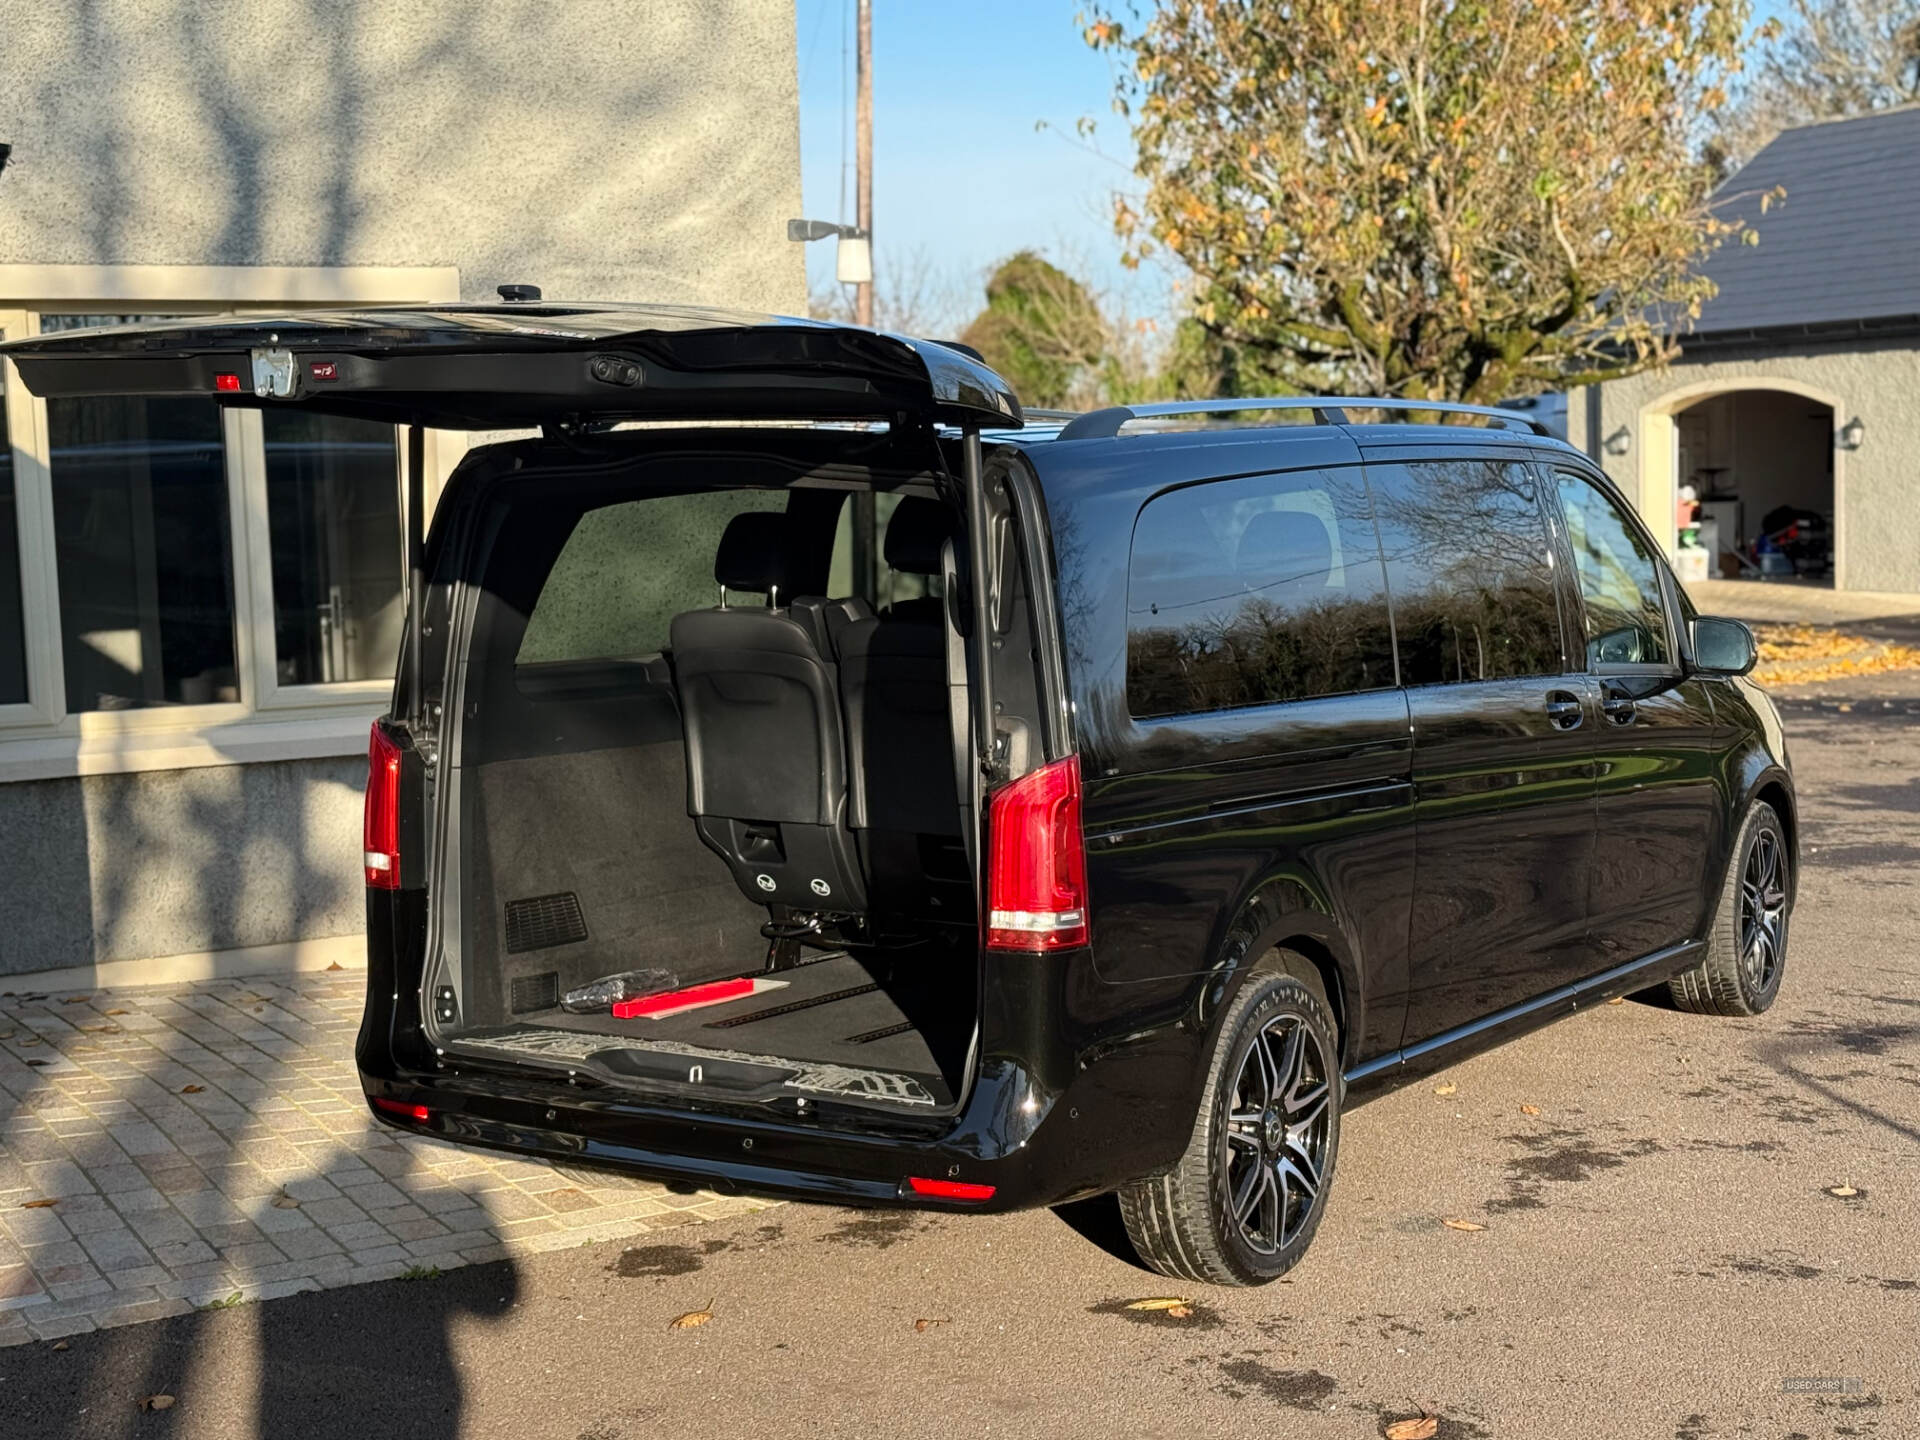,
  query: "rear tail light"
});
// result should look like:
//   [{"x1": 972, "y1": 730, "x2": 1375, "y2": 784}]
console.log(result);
[
  {"x1": 907, "y1": 1176, "x2": 997, "y2": 1202},
  {"x1": 985, "y1": 754, "x2": 1089, "y2": 951},
  {"x1": 371, "y1": 1096, "x2": 430, "y2": 1123},
  {"x1": 364, "y1": 724, "x2": 402, "y2": 889}
]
